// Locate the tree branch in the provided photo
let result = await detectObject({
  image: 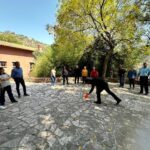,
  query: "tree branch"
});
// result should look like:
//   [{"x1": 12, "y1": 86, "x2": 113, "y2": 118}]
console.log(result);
[{"x1": 88, "y1": 12, "x2": 100, "y2": 33}]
